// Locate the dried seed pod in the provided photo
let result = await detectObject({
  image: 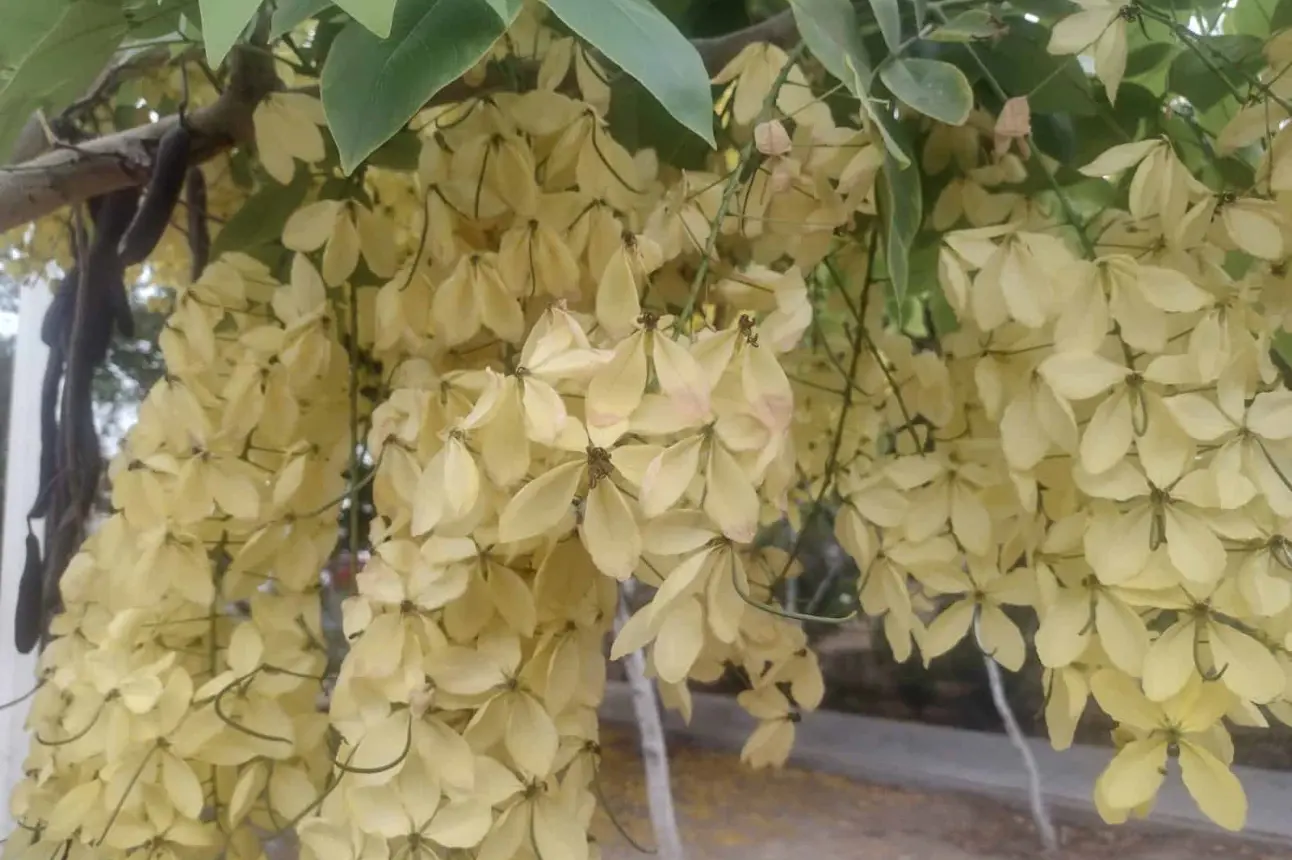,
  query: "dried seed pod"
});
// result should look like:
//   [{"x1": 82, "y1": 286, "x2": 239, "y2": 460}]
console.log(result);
[{"x1": 118, "y1": 120, "x2": 191, "y2": 266}]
